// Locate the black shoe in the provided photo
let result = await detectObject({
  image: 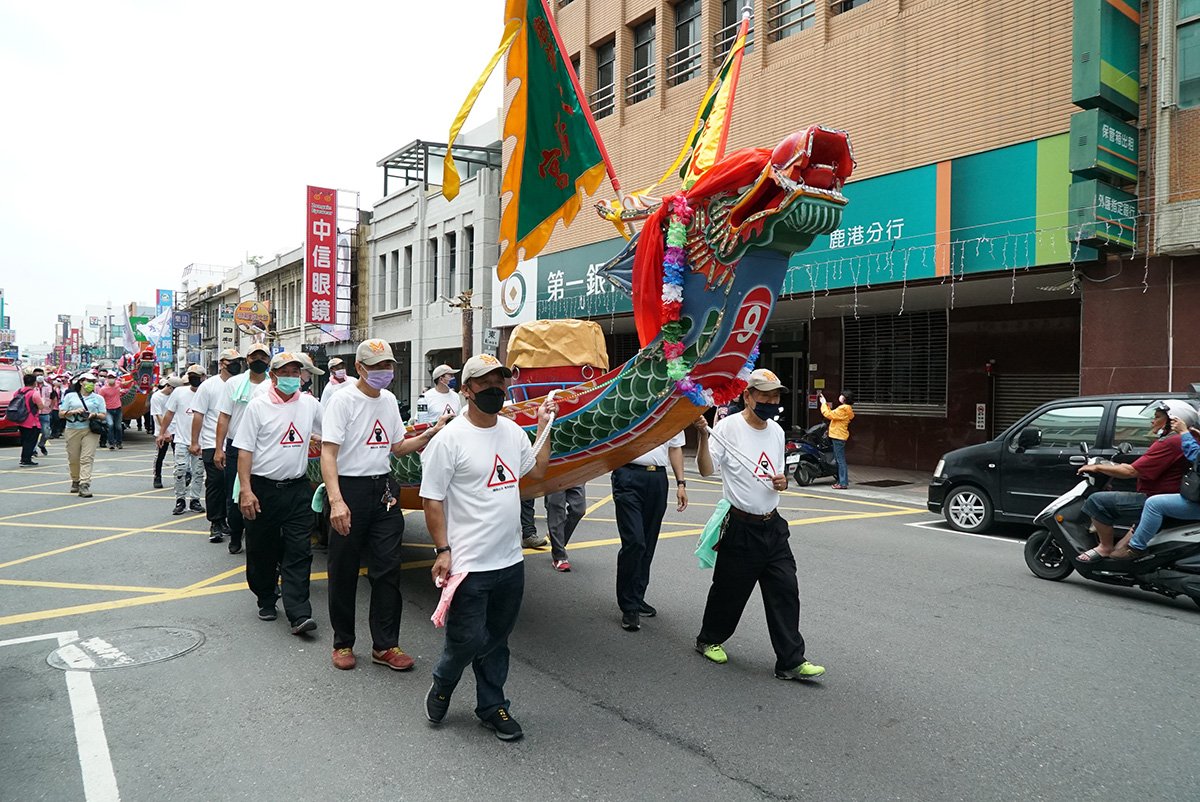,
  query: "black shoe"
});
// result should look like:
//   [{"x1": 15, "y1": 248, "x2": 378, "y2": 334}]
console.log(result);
[
  {"x1": 172, "y1": 499, "x2": 186, "y2": 516},
  {"x1": 258, "y1": 606, "x2": 277, "y2": 621},
  {"x1": 480, "y1": 706, "x2": 523, "y2": 741},
  {"x1": 228, "y1": 534, "x2": 243, "y2": 555},
  {"x1": 208, "y1": 522, "x2": 224, "y2": 543},
  {"x1": 621, "y1": 611, "x2": 640, "y2": 632},
  {"x1": 39, "y1": 447, "x2": 48, "y2": 456},
  {"x1": 290, "y1": 617, "x2": 317, "y2": 636},
  {"x1": 219, "y1": 520, "x2": 232, "y2": 535},
  {"x1": 189, "y1": 500, "x2": 205, "y2": 514},
  {"x1": 425, "y1": 683, "x2": 450, "y2": 725},
  {"x1": 638, "y1": 602, "x2": 657, "y2": 617},
  {"x1": 18, "y1": 461, "x2": 38, "y2": 467},
  {"x1": 153, "y1": 478, "x2": 163, "y2": 489}
]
